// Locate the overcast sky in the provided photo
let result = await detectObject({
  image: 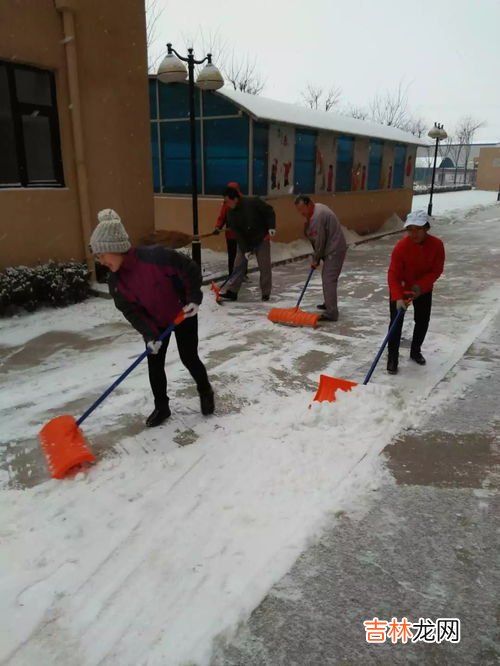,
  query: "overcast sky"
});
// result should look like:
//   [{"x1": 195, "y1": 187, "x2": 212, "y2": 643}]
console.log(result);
[{"x1": 150, "y1": 0, "x2": 500, "y2": 143}]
